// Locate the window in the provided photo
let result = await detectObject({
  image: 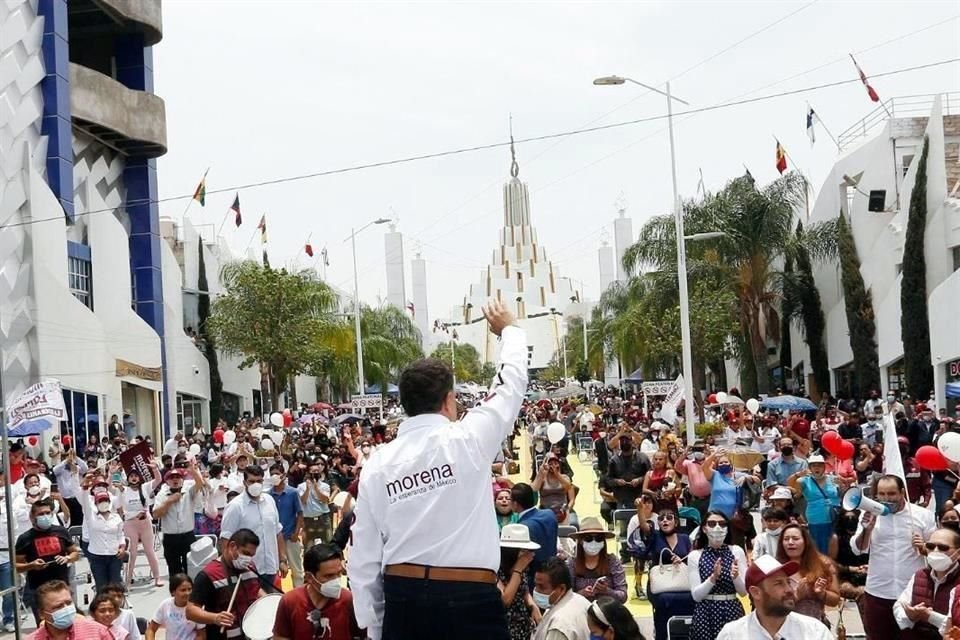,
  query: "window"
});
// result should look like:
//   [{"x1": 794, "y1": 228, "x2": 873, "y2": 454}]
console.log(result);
[
  {"x1": 952, "y1": 246, "x2": 960, "y2": 273},
  {"x1": 62, "y1": 388, "x2": 100, "y2": 454},
  {"x1": 902, "y1": 154, "x2": 914, "y2": 177},
  {"x1": 67, "y1": 241, "x2": 93, "y2": 310}
]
